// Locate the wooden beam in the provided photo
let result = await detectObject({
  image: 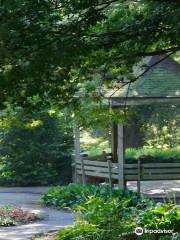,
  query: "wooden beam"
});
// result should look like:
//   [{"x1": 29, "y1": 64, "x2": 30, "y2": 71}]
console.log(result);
[
  {"x1": 73, "y1": 127, "x2": 85, "y2": 184},
  {"x1": 137, "y1": 159, "x2": 141, "y2": 193},
  {"x1": 117, "y1": 124, "x2": 126, "y2": 189},
  {"x1": 108, "y1": 97, "x2": 180, "y2": 106},
  {"x1": 107, "y1": 160, "x2": 113, "y2": 188},
  {"x1": 111, "y1": 123, "x2": 118, "y2": 162}
]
